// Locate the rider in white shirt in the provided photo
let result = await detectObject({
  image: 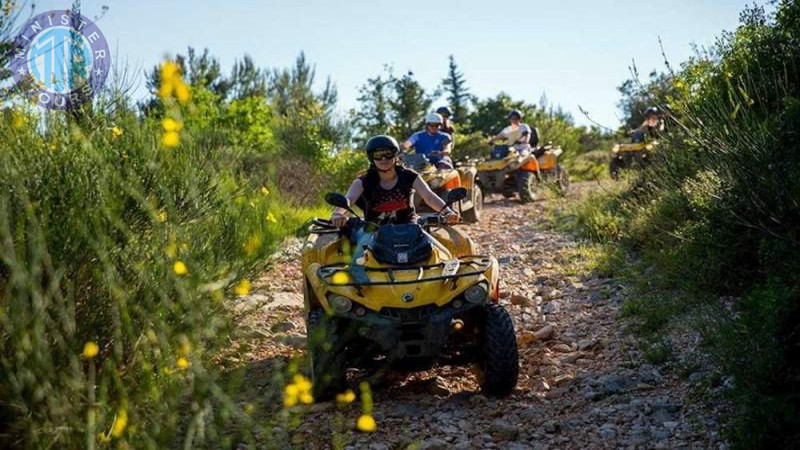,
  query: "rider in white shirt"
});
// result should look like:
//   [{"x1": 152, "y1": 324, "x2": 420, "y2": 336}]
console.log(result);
[{"x1": 493, "y1": 110, "x2": 536, "y2": 154}]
